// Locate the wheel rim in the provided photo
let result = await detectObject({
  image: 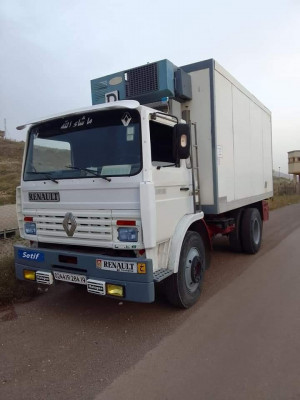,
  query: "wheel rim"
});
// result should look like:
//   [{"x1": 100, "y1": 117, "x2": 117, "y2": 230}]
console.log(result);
[
  {"x1": 252, "y1": 218, "x2": 261, "y2": 245},
  {"x1": 185, "y1": 247, "x2": 203, "y2": 293}
]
